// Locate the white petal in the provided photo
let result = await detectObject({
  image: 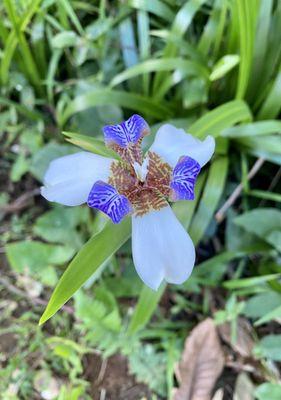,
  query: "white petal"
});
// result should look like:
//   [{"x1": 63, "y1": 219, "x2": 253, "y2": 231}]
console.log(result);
[
  {"x1": 132, "y1": 206, "x2": 195, "y2": 290},
  {"x1": 41, "y1": 151, "x2": 113, "y2": 206},
  {"x1": 150, "y1": 124, "x2": 215, "y2": 167}
]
